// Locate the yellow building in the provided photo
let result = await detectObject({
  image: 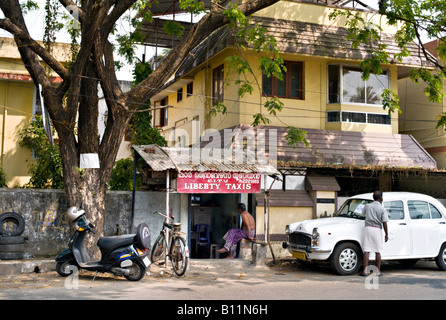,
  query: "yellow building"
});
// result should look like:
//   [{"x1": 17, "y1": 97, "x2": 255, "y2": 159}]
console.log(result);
[
  {"x1": 398, "y1": 39, "x2": 446, "y2": 169},
  {"x1": 0, "y1": 37, "x2": 70, "y2": 187},
  {"x1": 143, "y1": 0, "x2": 439, "y2": 258}
]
